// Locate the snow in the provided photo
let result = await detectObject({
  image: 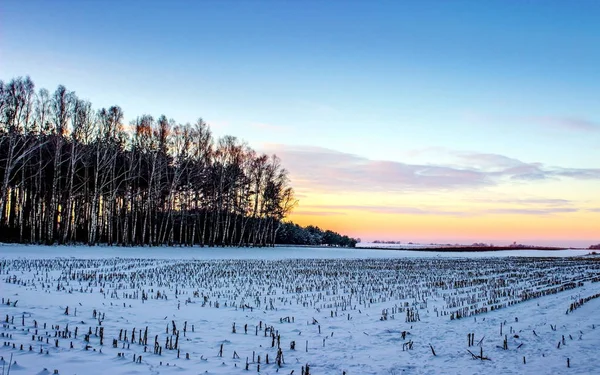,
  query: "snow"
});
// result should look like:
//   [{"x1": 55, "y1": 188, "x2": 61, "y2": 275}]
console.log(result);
[
  {"x1": 0, "y1": 243, "x2": 590, "y2": 259},
  {"x1": 1, "y1": 245, "x2": 600, "y2": 375},
  {"x1": 356, "y1": 242, "x2": 455, "y2": 249}
]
